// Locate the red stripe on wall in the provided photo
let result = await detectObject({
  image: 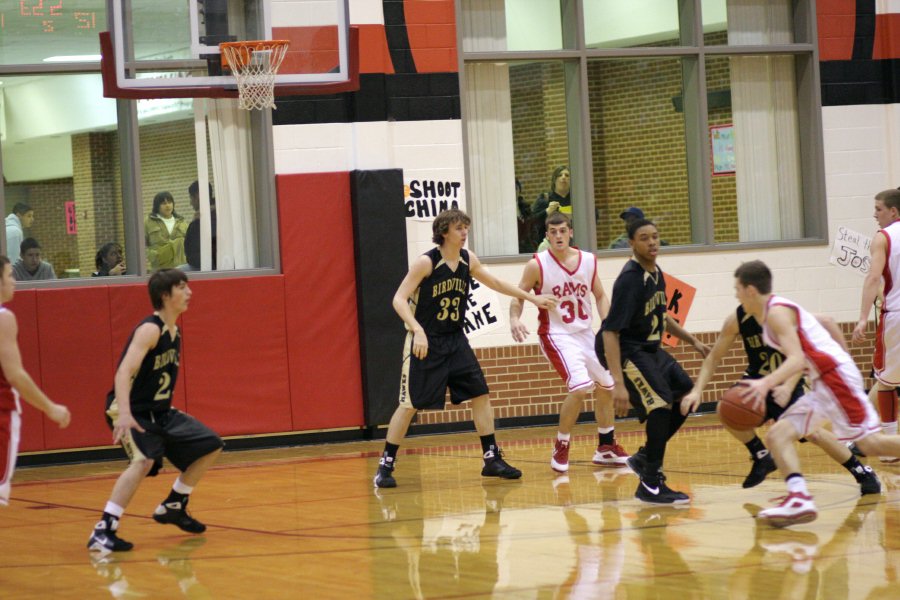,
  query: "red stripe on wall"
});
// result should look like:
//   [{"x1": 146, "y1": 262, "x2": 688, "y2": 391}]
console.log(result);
[
  {"x1": 403, "y1": 0, "x2": 459, "y2": 73},
  {"x1": 874, "y1": 14, "x2": 900, "y2": 61},
  {"x1": 816, "y1": 0, "x2": 856, "y2": 61}
]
